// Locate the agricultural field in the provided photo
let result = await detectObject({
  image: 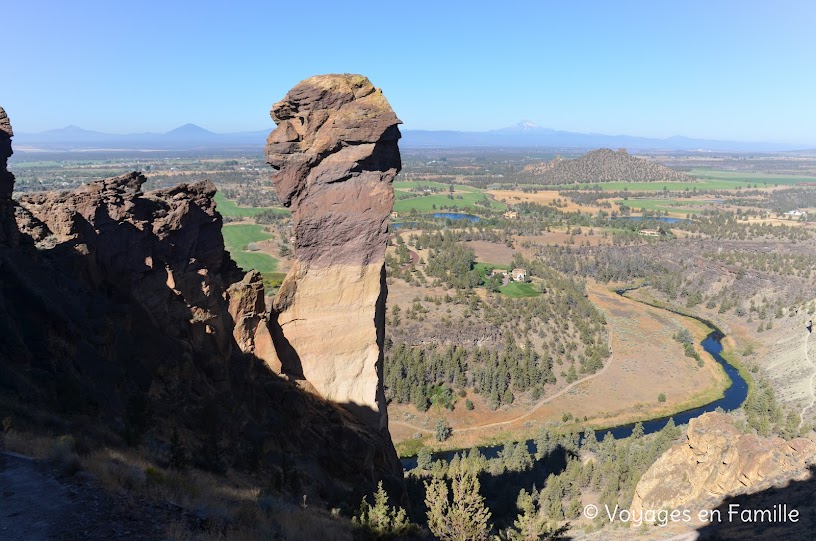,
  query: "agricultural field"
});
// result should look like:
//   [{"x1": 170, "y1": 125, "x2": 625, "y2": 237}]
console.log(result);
[
  {"x1": 616, "y1": 198, "x2": 709, "y2": 216},
  {"x1": 222, "y1": 224, "x2": 279, "y2": 274},
  {"x1": 498, "y1": 281, "x2": 540, "y2": 298},
  {"x1": 393, "y1": 180, "x2": 506, "y2": 214},
  {"x1": 525, "y1": 169, "x2": 816, "y2": 193},
  {"x1": 214, "y1": 192, "x2": 288, "y2": 218}
]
